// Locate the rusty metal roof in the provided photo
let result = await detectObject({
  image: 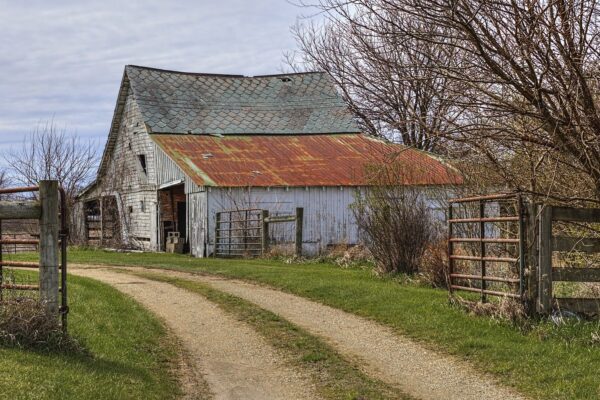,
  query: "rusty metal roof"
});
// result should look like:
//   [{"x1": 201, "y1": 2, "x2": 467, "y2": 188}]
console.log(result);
[
  {"x1": 151, "y1": 134, "x2": 463, "y2": 187},
  {"x1": 126, "y1": 65, "x2": 361, "y2": 135}
]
